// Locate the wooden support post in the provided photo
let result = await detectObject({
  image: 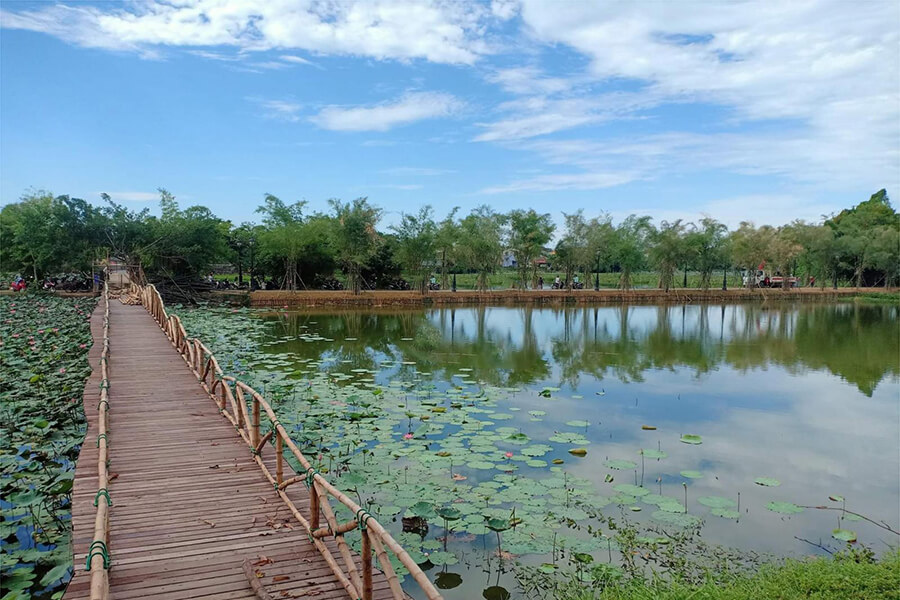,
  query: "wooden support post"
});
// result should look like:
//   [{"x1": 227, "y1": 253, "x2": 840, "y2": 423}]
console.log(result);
[
  {"x1": 275, "y1": 434, "x2": 283, "y2": 487},
  {"x1": 309, "y1": 481, "x2": 320, "y2": 530},
  {"x1": 251, "y1": 398, "x2": 260, "y2": 448},
  {"x1": 361, "y1": 529, "x2": 373, "y2": 600}
]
